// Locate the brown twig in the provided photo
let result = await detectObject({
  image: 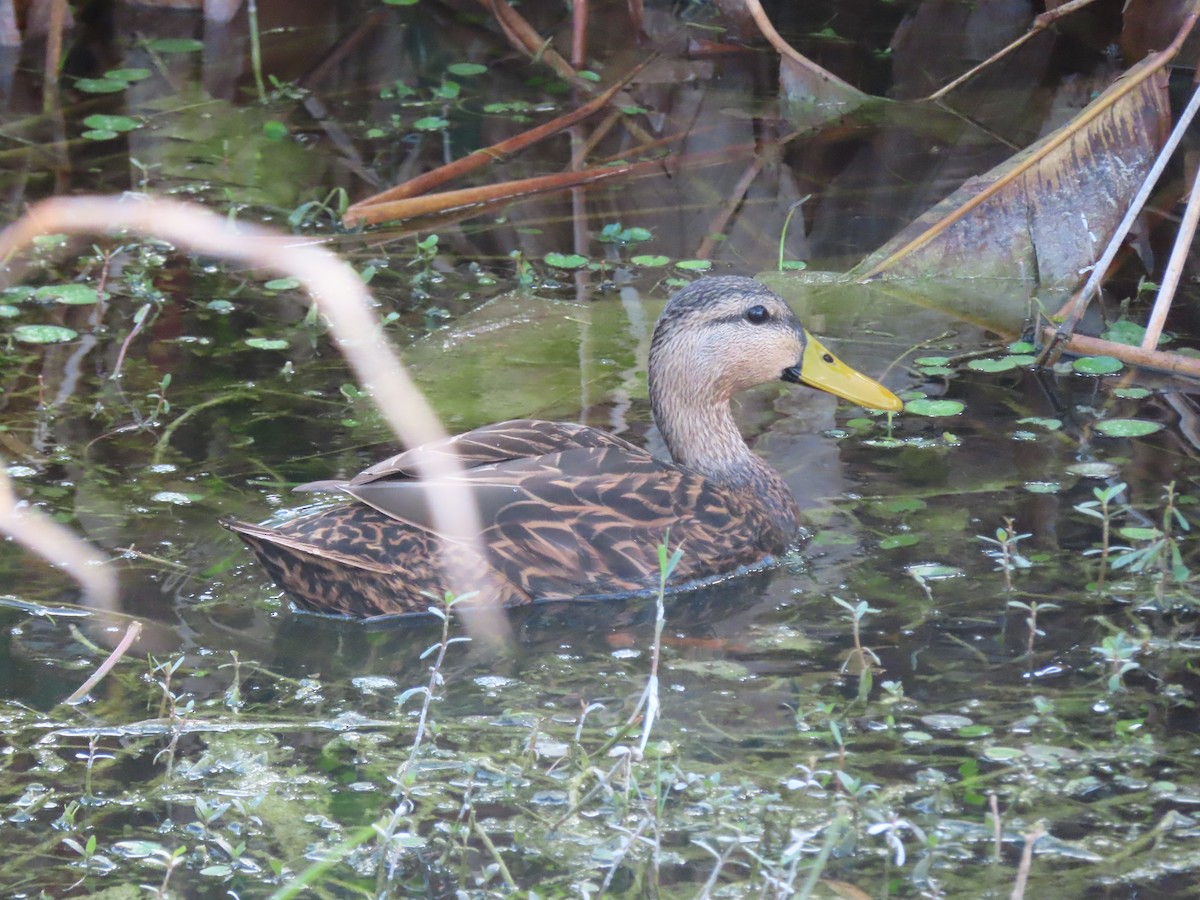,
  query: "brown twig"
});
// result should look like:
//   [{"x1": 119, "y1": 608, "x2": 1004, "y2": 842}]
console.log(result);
[
  {"x1": 345, "y1": 62, "x2": 646, "y2": 221},
  {"x1": 346, "y1": 143, "x2": 756, "y2": 227},
  {"x1": 571, "y1": 0, "x2": 587, "y2": 70},
  {"x1": 1010, "y1": 821, "x2": 1046, "y2": 900},
  {"x1": 64, "y1": 621, "x2": 143, "y2": 704},
  {"x1": 694, "y1": 151, "x2": 768, "y2": 259},
  {"x1": 1141, "y1": 153, "x2": 1200, "y2": 350},
  {"x1": 42, "y1": 0, "x2": 67, "y2": 112},
  {"x1": 925, "y1": 0, "x2": 1101, "y2": 102},
  {"x1": 482, "y1": 0, "x2": 587, "y2": 88},
  {"x1": 1038, "y1": 327, "x2": 1200, "y2": 378}
]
